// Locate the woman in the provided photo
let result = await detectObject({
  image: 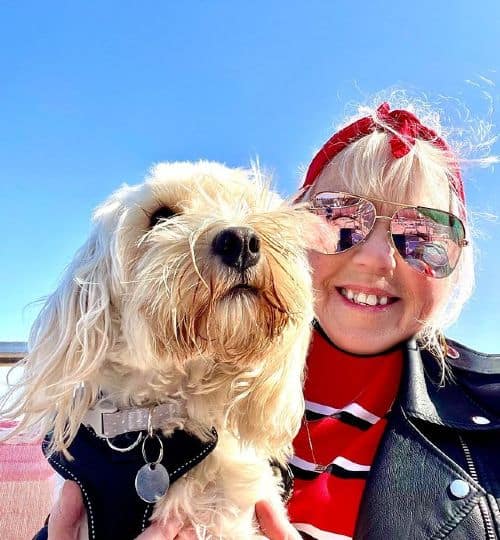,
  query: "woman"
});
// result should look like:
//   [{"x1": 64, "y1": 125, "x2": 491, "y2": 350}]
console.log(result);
[
  {"x1": 262, "y1": 101, "x2": 499, "y2": 540},
  {"x1": 48, "y1": 100, "x2": 499, "y2": 539}
]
